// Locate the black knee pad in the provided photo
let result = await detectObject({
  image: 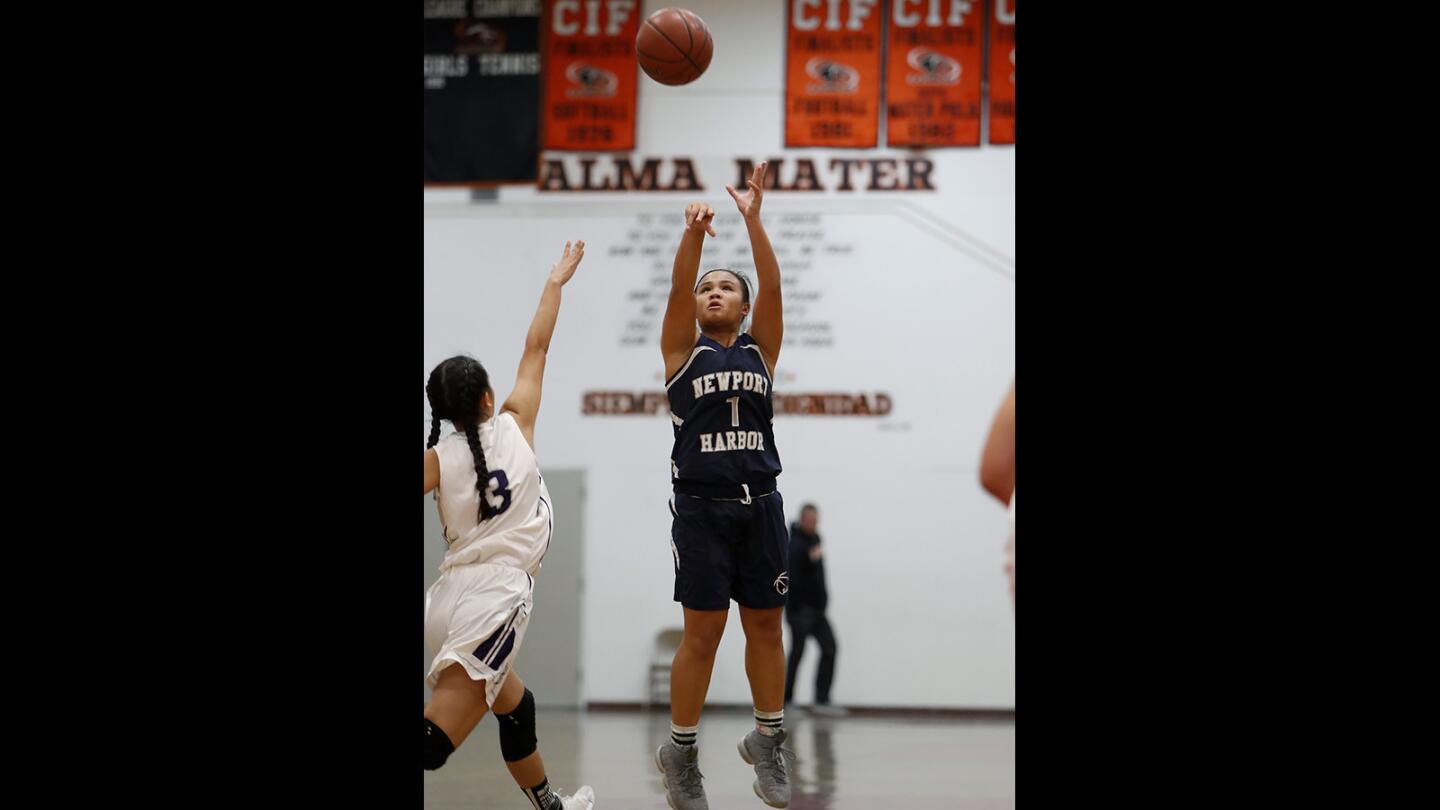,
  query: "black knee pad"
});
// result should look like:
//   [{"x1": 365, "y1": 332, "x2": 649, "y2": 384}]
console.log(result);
[
  {"x1": 494, "y1": 687, "x2": 538, "y2": 762},
  {"x1": 424, "y1": 718, "x2": 456, "y2": 770}
]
